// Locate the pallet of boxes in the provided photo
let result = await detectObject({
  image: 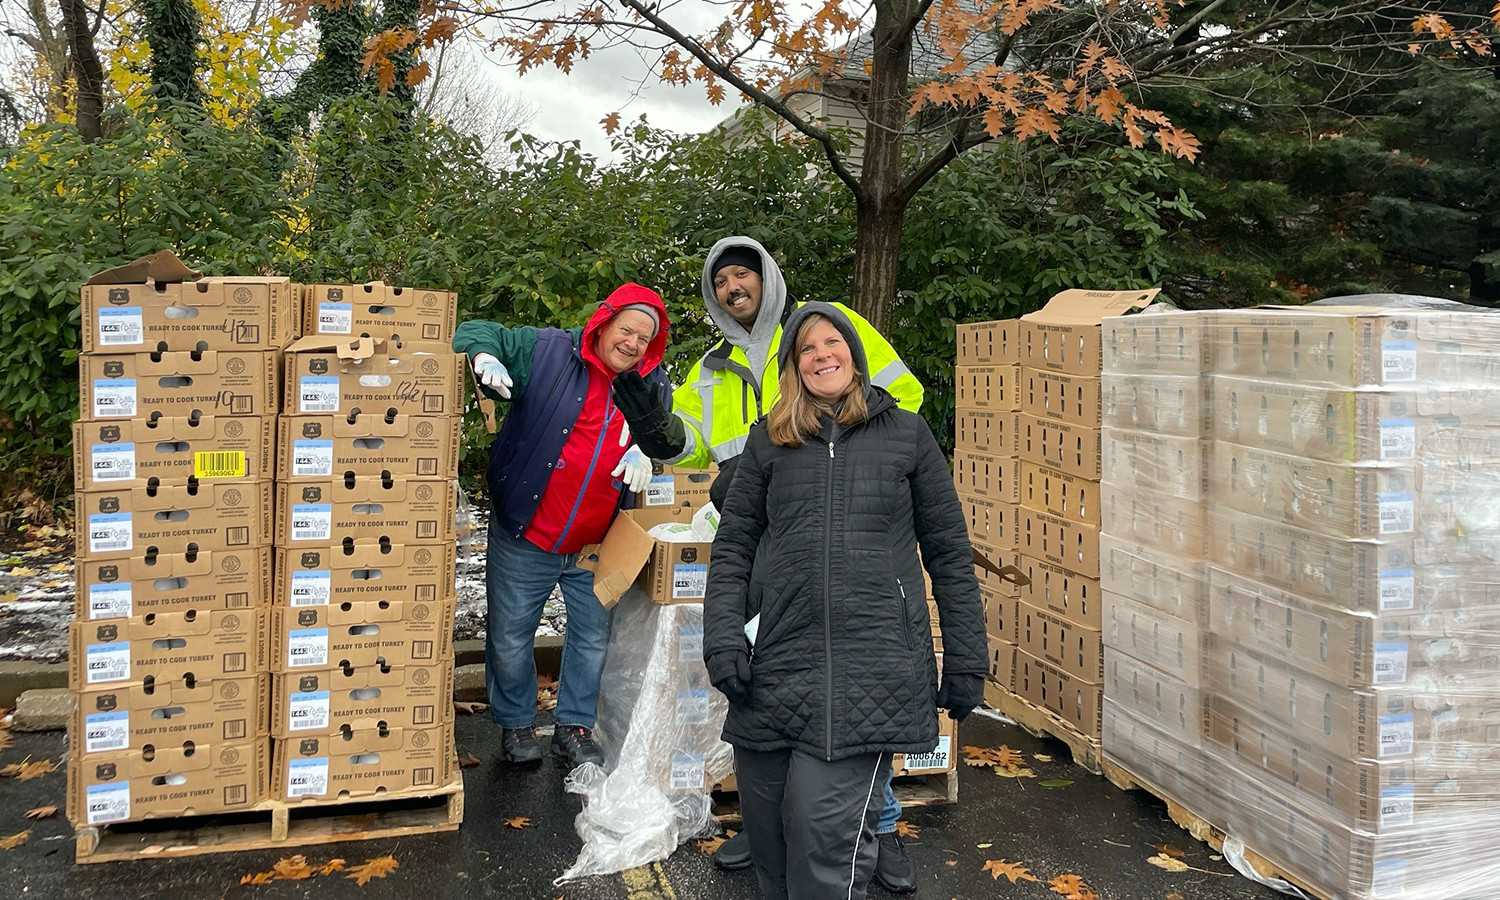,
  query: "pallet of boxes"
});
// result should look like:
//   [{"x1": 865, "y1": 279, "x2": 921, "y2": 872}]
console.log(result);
[{"x1": 1099, "y1": 301, "x2": 1500, "y2": 899}]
